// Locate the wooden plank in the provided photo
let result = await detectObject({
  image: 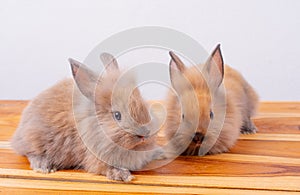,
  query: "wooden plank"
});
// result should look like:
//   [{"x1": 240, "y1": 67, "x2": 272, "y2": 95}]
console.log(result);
[
  {"x1": 253, "y1": 117, "x2": 300, "y2": 134},
  {"x1": 0, "y1": 100, "x2": 26, "y2": 141},
  {"x1": 0, "y1": 149, "x2": 30, "y2": 170},
  {"x1": 0, "y1": 101, "x2": 27, "y2": 141},
  {"x1": 2, "y1": 178, "x2": 299, "y2": 195},
  {"x1": 0, "y1": 115, "x2": 21, "y2": 141},
  {"x1": 239, "y1": 133, "x2": 300, "y2": 141},
  {"x1": 0, "y1": 100, "x2": 28, "y2": 114},
  {"x1": 140, "y1": 158, "x2": 300, "y2": 177},
  {"x1": 0, "y1": 169, "x2": 300, "y2": 192},
  {"x1": 230, "y1": 140, "x2": 300, "y2": 158},
  {"x1": 0, "y1": 141, "x2": 11, "y2": 149},
  {"x1": 258, "y1": 102, "x2": 300, "y2": 113},
  {"x1": 1, "y1": 188, "x2": 146, "y2": 195},
  {"x1": 203, "y1": 153, "x2": 300, "y2": 165},
  {"x1": 0, "y1": 177, "x2": 219, "y2": 195},
  {"x1": 2, "y1": 188, "x2": 299, "y2": 195}
]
